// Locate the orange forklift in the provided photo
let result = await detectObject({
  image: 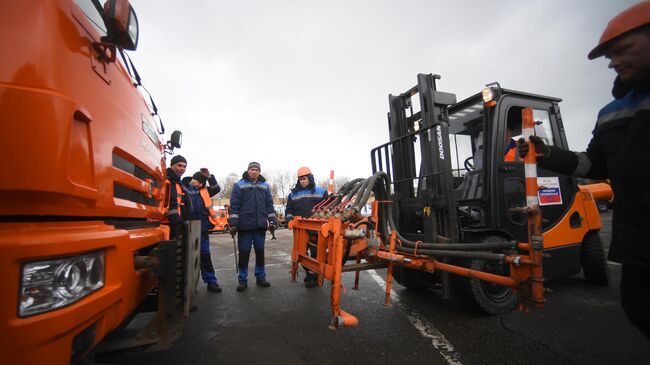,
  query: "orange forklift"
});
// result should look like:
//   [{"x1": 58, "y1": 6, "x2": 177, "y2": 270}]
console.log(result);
[
  {"x1": 289, "y1": 74, "x2": 612, "y2": 327},
  {"x1": 0, "y1": 1, "x2": 199, "y2": 363},
  {"x1": 209, "y1": 206, "x2": 231, "y2": 233}
]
